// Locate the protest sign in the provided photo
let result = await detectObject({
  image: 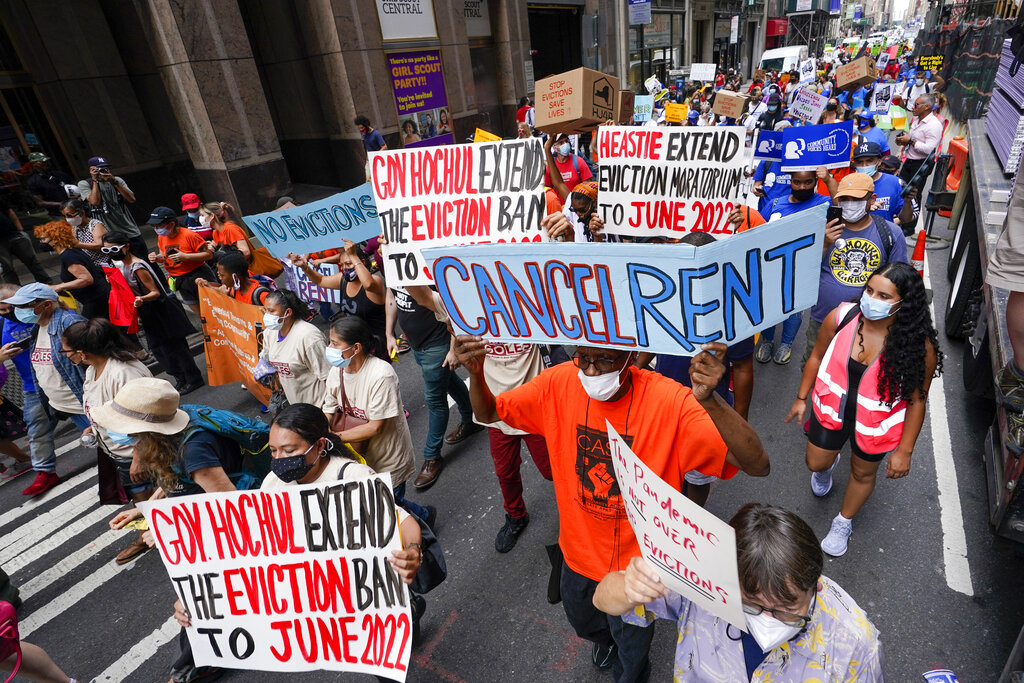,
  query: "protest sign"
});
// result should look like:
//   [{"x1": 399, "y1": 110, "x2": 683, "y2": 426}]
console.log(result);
[
  {"x1": 919, "y1": 55, "x2": 944, "y2": 72},
  {"x1": 664, "y1": 102, "x2": 686, "y2": 123},
  {"x1": 753, "y1": 129, "x2": 783, "y2": 162},
  {"x1": 199, "y1": 287, "x2": 272, "y2": 406},
  {"x1": 875, "y1": 52, "x2": 890, "y2": 71},
  {"x1": 870, "y1": 82, "x2": 894, "y2": 114},
  {"x1": 423, "y1": 204, "x2": 826, "y2": 355},
  {"x1": 140, "y1": 477, "x2": 411, "y2": 680},
  {"x1": 371, "y1": 138, "x2": 547, "y2": 286},
  {"x1": 241, "y1": 185, "x2": 381, "y2": 260},
  {"x1": 388, "y1": 50, "x2": 454, "y2": 149},
  {"x1": 595, "y1": 125, "x2": 746, "y2": 238},
  {"x1": 634, "y1": 95, "x2": 654, "y2": 122},
  {"x1": 799, "y1": 58, "x2": 816, "y2": 84},
  {"x1": 790, "y1": 87, "x2": 828, "y2": 123},
  {"x1": 780, "y1": 121, "x2": 854, "y2": 172},
  {"x1": 281, "y1": 261, "x2": 344, "y2": 305},
  {"x1": 690, "y1": 63, "x2": 716, "y2": 82},
  {"x1": 474, "y1": 128, "x2": 501, "y2": 142},
  {"x1": 606, "y1": 422, "x2": 745, "y2": 629}
]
